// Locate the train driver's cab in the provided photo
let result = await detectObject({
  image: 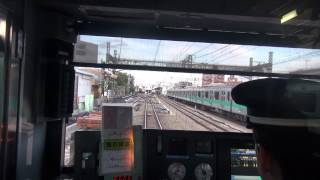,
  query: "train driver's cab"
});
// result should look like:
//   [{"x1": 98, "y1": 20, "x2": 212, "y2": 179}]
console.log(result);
[{"x1": 0, "y1": 0, "x2": 320, "y2": 180}]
